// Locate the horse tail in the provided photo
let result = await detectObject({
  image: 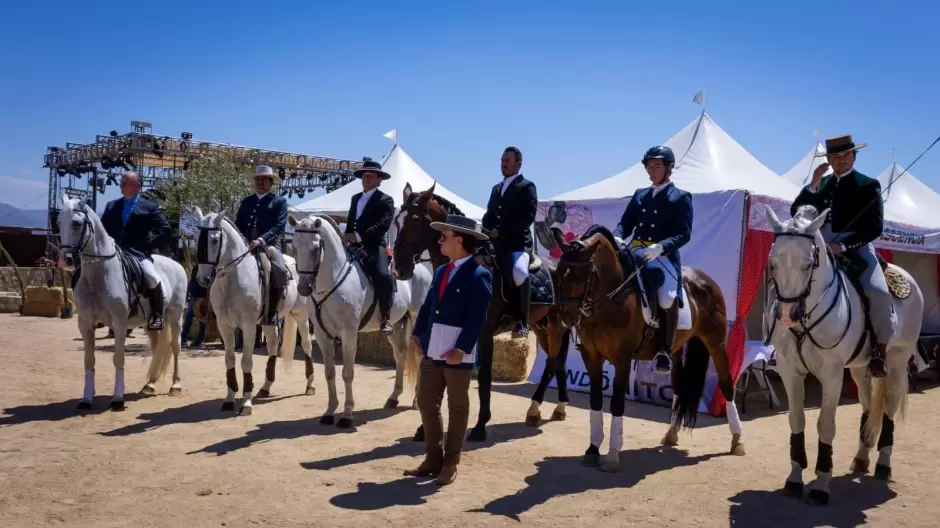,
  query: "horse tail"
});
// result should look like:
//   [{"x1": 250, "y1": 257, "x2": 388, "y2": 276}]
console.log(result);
[
  {"x1": 146, "y1": 327, "x2": 174, "y2": 384},
  {"x1": 280, "y1": 310, "x2": 299, "y2": 373},
  {"x1": 863, "y1": 376, "x2": 887, "y2": 447},
  {"x1": 670, "y1": 336, "x2": 710, "y2": 431},
  {"x1": 402, "y1": 315, "x2": 420, "y2": 394}
]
